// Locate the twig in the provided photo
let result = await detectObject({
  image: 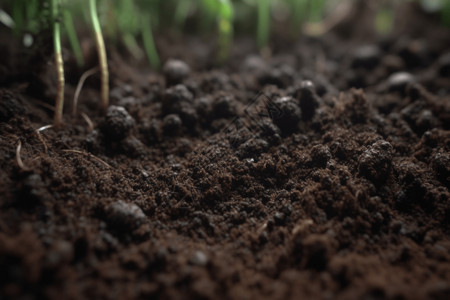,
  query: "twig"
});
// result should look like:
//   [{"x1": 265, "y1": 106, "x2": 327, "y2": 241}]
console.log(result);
[
  {"x1": 35, "y1": 124, "x2": 53, "y2": 154},
  {"x1": 73, "y1": 67, "x2": 99, "y2": 116},
  {"x1": 80, "y1": 113, "x2": 95, "y2": 133},
  {"x1": 62, "y1": 149, "x2": 112, "y2": 169},
  {"x1": 16, "y1": 140, "x2": 31, "y2": 171}
]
